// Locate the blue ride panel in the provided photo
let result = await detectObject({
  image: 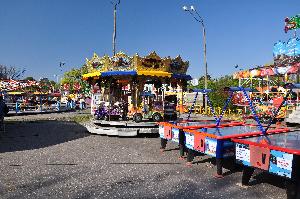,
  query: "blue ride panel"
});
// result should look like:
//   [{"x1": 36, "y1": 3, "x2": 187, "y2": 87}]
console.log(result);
[
  {"x1": 221, "y1": 140, "x2": 235, "y2": 158},
  {"x1": 159, "y1": 125, "x2": 164, "y2": 138},
  {"x1": 269, "y1": 150, "x2": 293, "y2": 178}
]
